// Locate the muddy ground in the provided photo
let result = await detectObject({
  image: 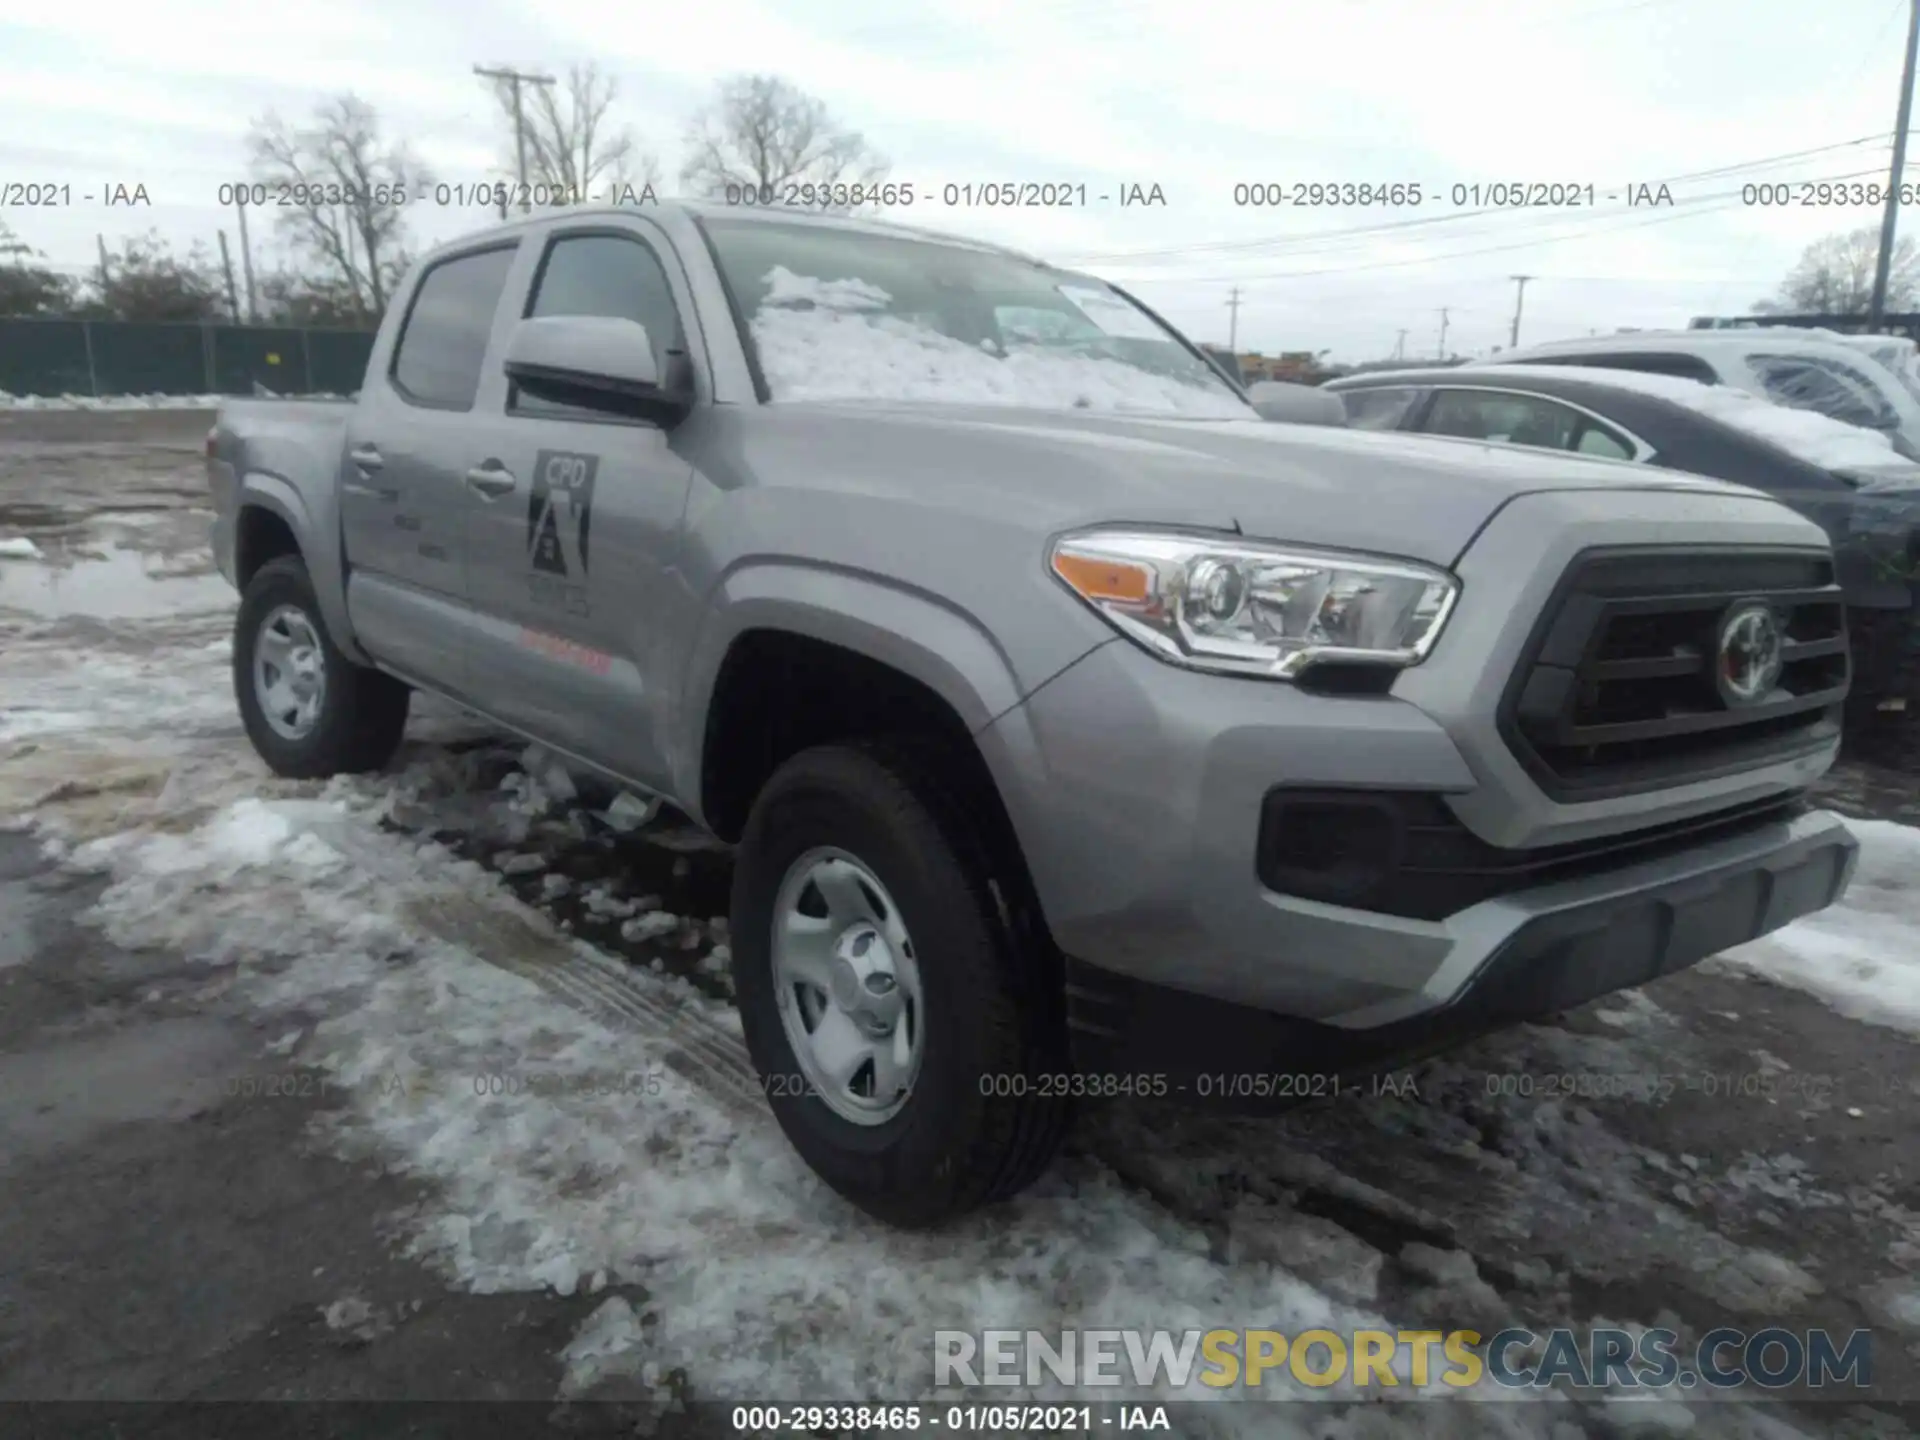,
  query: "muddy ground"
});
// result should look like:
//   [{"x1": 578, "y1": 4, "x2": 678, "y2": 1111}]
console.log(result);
[{"x1": 1, "y1": 406, "x2": 1917, "y2": 1437}]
